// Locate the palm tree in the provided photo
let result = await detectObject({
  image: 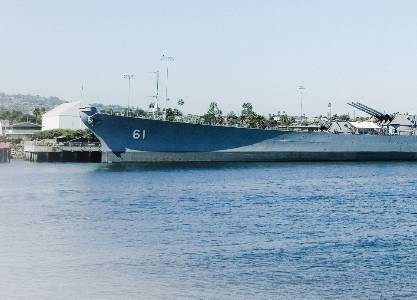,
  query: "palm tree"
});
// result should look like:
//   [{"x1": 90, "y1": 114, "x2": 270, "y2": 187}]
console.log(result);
[
  {"x1": 203, "y1": 102, "x2": 223, "y2": 125},
  {"x1": 32, "y1": 107, "x2": 42, "y2": 124}
]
